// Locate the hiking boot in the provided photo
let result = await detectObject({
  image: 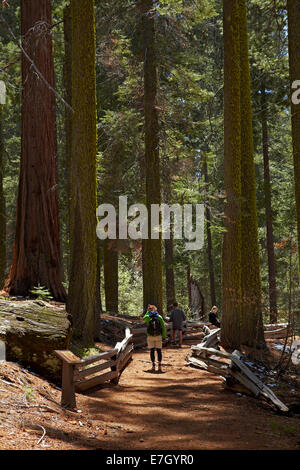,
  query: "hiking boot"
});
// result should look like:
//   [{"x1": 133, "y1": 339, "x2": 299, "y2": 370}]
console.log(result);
[
  {"x1": 158, "y1": 363, "x2": 162, "y2": 373},
  {"x1": 151, "y1": 363, "x2": 156, "y2": 371}
]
